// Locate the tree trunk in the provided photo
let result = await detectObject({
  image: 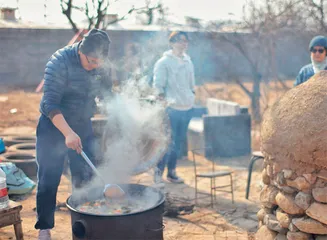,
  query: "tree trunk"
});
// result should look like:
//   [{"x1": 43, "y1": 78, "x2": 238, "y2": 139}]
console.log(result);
[
  {"x1": 251, "y1": 93, "x2": 261, "y2": 123},
  {"x1": 252, "y1": 75, "x2": 262, "y2": 123}
]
